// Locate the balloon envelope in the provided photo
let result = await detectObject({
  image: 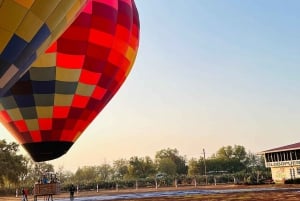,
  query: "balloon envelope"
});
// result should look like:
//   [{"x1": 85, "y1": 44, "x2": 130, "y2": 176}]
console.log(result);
[
  {"x1": 0, "y1": 0, "x2": 140, "y2": 162},
  {"x1": 0, "y1": 0, "x2": 87, "y2": 96}
]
